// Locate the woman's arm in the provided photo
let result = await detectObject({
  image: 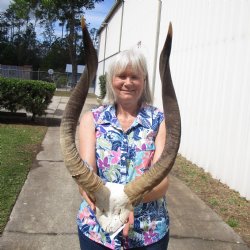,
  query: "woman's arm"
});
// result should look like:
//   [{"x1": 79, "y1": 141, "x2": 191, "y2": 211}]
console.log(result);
[
  {"x1": 142, "y1": 120, "x2": 169, "y2": 203},
  {"x1": 79, "y1": 111, "x2": 97, "y2": 170},
  {"x1": 78, "y1": 111, "x2": 97, "y2": 210}
]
